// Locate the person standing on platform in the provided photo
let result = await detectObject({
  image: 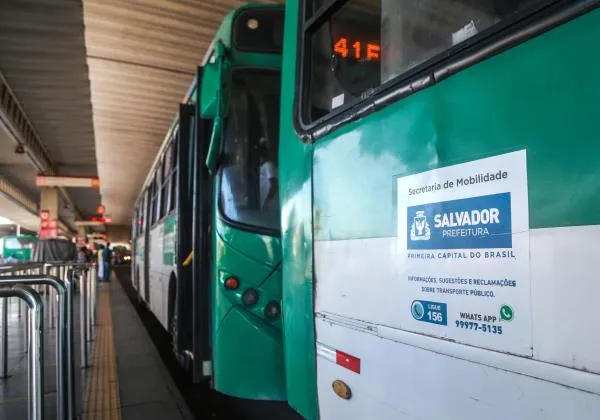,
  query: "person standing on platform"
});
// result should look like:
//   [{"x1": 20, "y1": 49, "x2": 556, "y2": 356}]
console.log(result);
[
  {"x1": 103, "y1": 242, "x2": 112, "y2": 282},
  {"x1": 97, "y1": 245, "x2": 104, "y2": 281}
]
